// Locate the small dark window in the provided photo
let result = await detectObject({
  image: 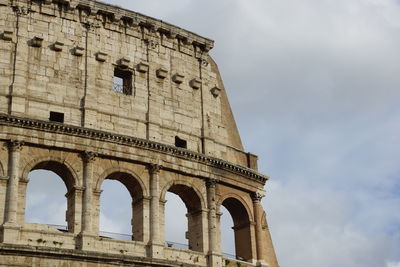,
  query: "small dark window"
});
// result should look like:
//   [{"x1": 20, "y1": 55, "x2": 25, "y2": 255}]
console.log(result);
[
  {"x1": 113, "y1": 68, "x2": 132, "y2": 95},
  {"x1": 175, "y1": 136, "x2": 187, "y2": 149},
  {"x1": 49, "y1": 111, "x2": 64, "y2": 123}
]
